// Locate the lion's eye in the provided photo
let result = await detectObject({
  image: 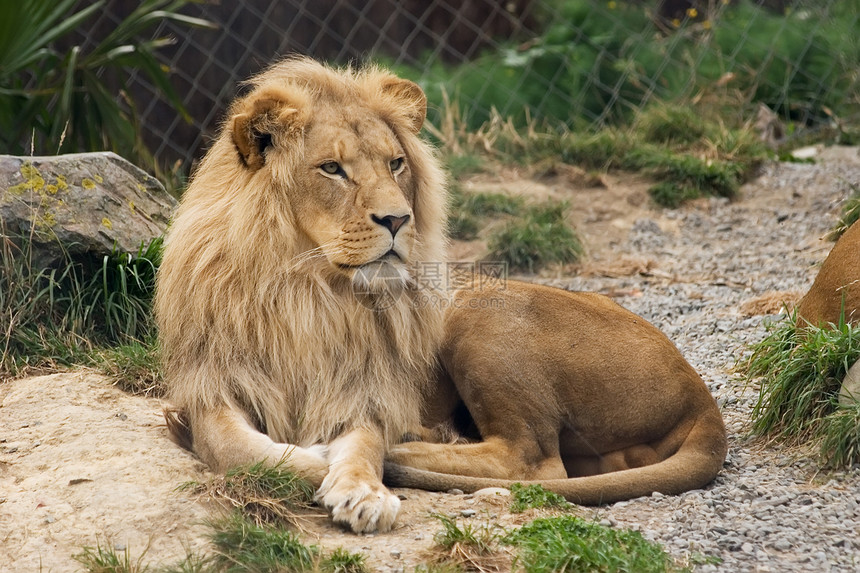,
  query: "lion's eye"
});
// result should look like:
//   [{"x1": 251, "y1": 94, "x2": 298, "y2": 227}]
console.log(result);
[
  {"x1": 389, "y1": 157, "x2": 404, "y2": 173},
  {"x1": 319, "y1": 161, "x2": 345, "y2": 177}
]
